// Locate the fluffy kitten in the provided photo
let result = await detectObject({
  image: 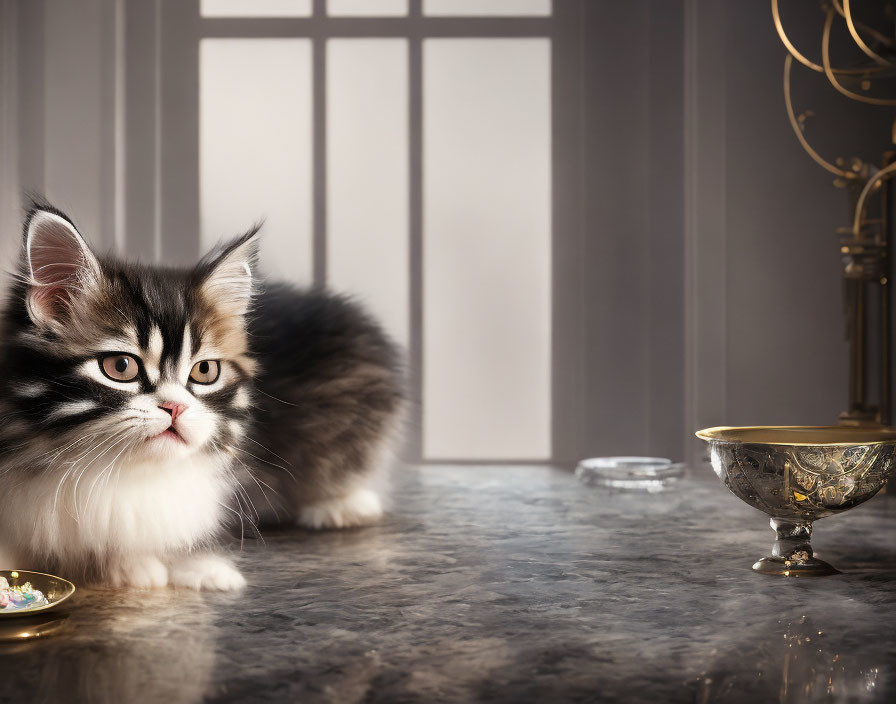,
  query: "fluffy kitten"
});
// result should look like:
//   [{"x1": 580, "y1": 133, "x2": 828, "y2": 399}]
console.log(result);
[{"x1": 0, "y1": 204, "x2": 404, "y2": 589}]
